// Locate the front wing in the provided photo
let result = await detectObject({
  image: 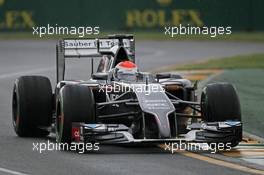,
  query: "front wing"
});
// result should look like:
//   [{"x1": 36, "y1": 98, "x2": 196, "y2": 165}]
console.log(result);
[{"x1": 71, "y1": 121, "x2": 242, "y2": 144}]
